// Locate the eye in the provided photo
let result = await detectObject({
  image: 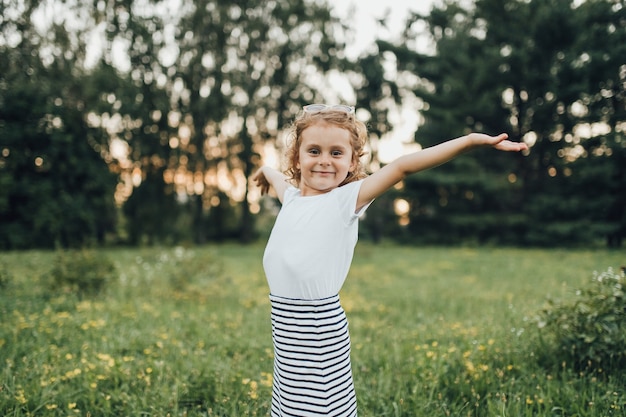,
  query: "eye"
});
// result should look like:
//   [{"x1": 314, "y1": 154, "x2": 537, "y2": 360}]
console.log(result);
[
  {"x1": 331, "y1": 150, "x2": 343, "y2": 156},
  {"x1": 308, "y1": 148, "x2": 320, "y2": 155}
]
